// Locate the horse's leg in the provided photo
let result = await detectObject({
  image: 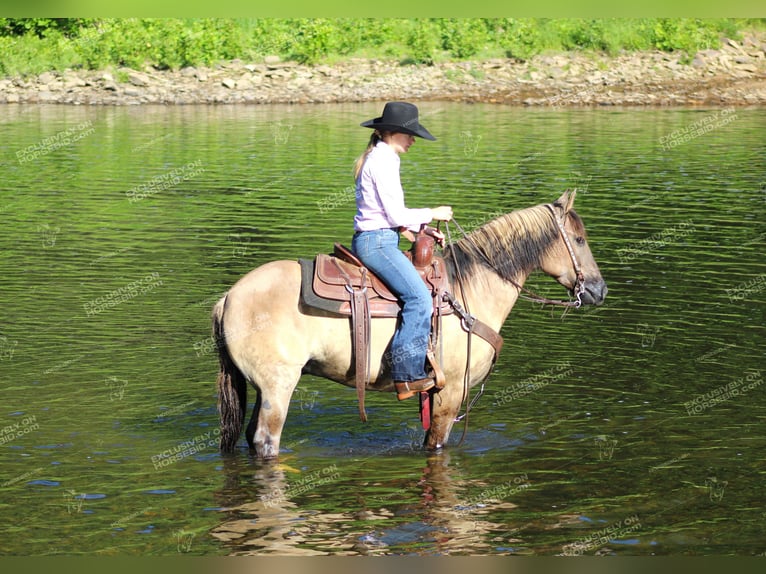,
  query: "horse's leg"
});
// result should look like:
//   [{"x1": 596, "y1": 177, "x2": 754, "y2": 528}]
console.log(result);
[
  {"x1": 423, "y1": 384, "x2": 463, "y2": 451},
  {"x1": 249, "y1": 367, "x2": 302, "y2": 459},
  {"x1": 245, "y1": 385, "x2": 262, "y2": 451}
]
